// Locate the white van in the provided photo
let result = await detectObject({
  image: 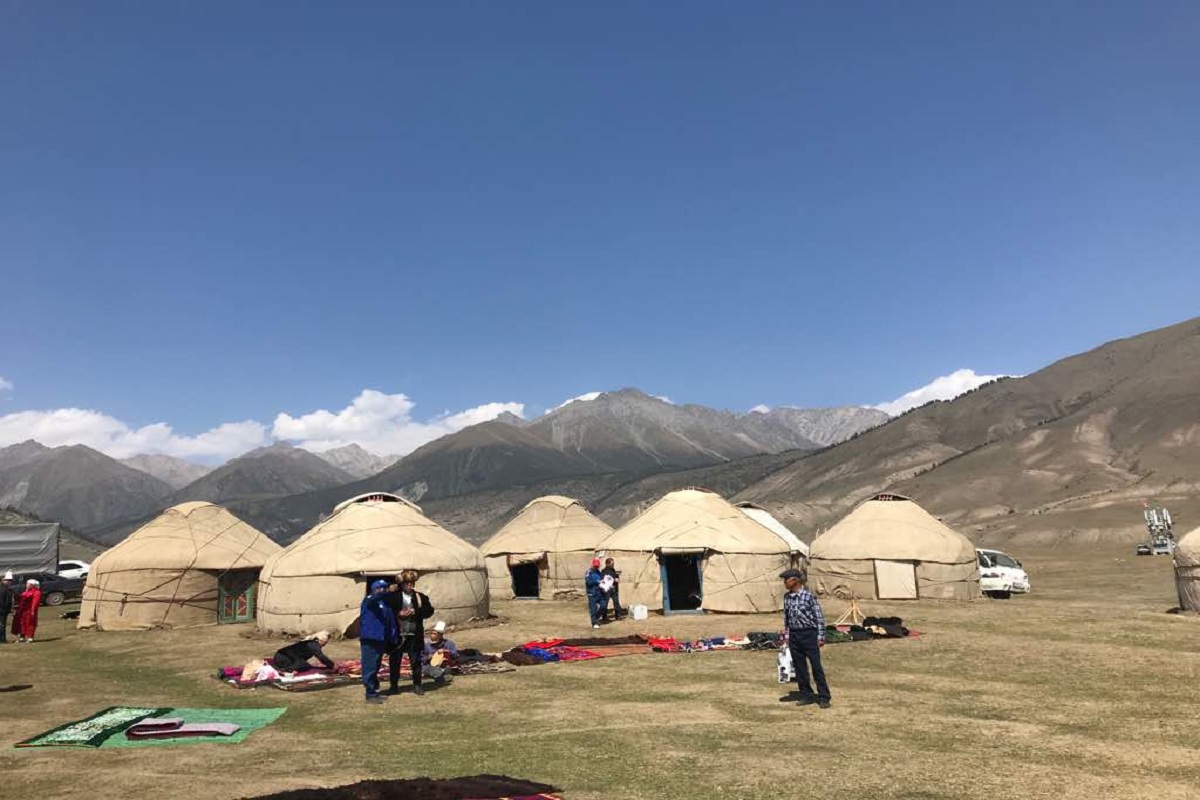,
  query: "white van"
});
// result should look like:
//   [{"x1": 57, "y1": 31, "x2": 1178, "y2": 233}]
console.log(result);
[{"x1": 975, "y1": 548, "x2": 1030, "y2": 599}]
